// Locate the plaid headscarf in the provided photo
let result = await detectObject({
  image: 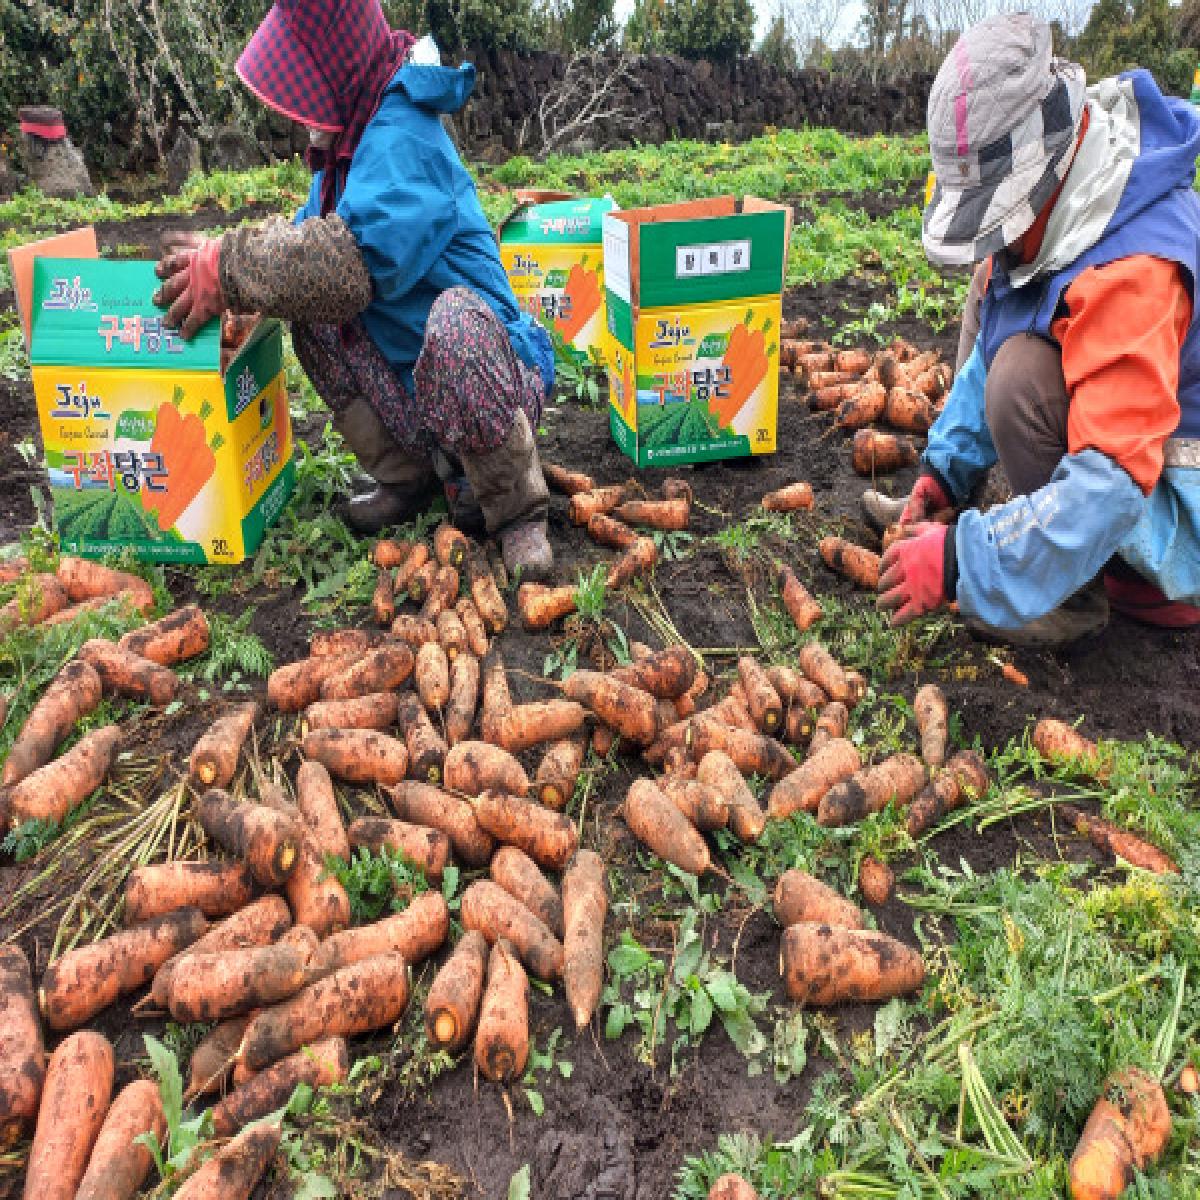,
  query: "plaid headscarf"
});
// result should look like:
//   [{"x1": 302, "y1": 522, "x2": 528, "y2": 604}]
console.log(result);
[{"x1": 237, "y1": 0, "x2": 415, "y2": 215}]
